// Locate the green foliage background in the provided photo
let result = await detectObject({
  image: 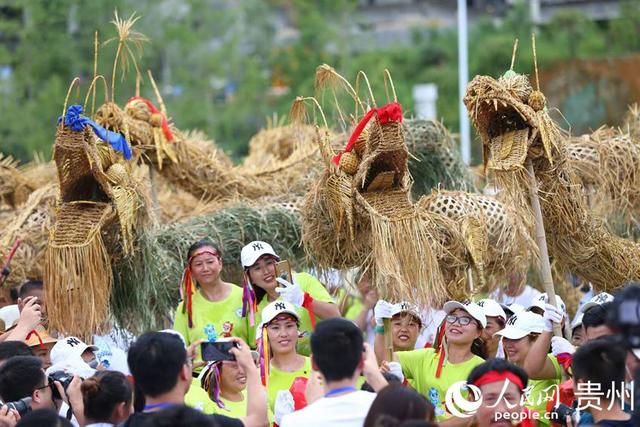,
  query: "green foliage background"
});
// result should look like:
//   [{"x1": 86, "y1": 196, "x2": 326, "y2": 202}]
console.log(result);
[{"x1": 1, "y1": 0, "x2": 639, "y2": 163}]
